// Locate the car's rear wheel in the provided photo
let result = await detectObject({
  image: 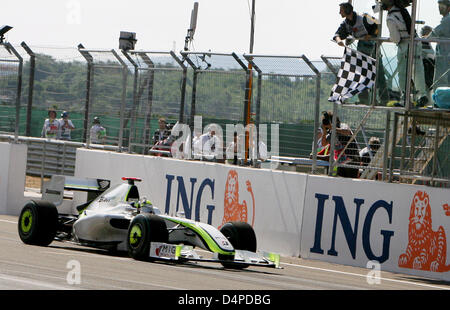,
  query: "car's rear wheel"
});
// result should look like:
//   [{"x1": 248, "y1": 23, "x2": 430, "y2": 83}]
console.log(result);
[
  {"x1": 219, "y1": 221, "x2": 257, "y2": 269},
  {"x1": 127, "y1": 214, "x2": 168, "y2": 261},
  {"x1": 18, "y1": 200, "x2": 58, "y2": 246}
]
